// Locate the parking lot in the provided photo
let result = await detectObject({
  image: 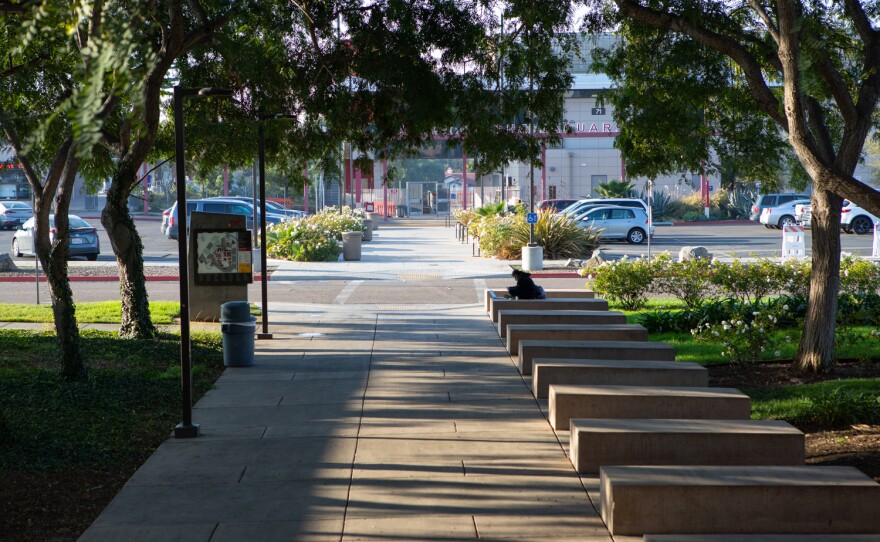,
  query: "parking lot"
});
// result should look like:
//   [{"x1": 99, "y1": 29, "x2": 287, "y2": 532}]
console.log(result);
[
  {"x1": 1, "y1": 215, "x2": 178, "y2": 263},
  {"x1": 0, "y1": 216, "x2": 877, "y2": 265}
]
